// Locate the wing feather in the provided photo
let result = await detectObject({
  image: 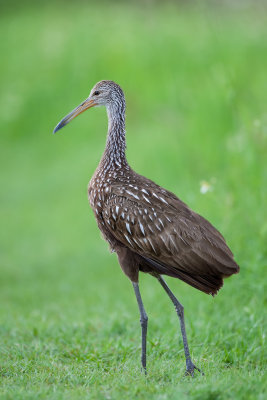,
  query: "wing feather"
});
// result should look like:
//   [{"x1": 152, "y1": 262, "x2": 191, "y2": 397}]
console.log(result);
[{"x1": 102, "y1": 182, "x2": 239, "y2": 277}]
